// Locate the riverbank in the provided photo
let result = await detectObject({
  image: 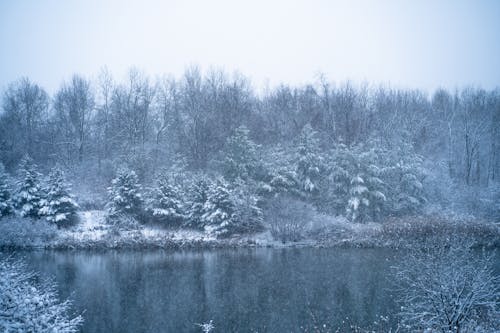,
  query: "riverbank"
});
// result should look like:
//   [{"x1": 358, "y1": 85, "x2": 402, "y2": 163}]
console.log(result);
[{"x1": 0, "y1": 210, "x2": 498, "y2": 250}]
